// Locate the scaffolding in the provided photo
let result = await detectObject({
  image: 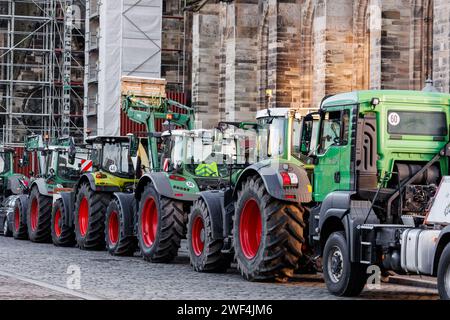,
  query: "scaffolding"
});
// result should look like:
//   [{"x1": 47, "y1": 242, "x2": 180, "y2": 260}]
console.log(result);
[{"x1": 0, "y1": 0, "x2": 85, "y2": 145}]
